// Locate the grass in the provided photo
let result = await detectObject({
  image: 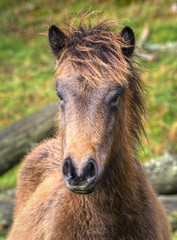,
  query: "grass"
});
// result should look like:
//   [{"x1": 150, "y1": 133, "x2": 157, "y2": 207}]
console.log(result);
[
  {"x1": 0, "y1": 0, "x2": 176, "y2": 237},
  {"x1": 0, "y1": 164, "x2": 20, "y2": 189}
]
